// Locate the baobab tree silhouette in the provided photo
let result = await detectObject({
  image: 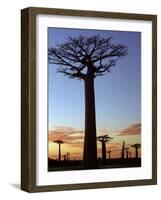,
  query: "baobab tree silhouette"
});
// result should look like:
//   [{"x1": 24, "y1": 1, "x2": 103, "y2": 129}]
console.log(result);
[
  {"x1": 129, "y1": 151, "x2": 132, "y2": 158},
  {"x1": 121, "y1": 141, "x2": 125, "y2": 159},
  {"x1": 125, "y1": 147, "x2": 129, "y2": 159},
  {"x1": 63, "y1": 154, "x2": 67, "y2": 161},
  {"x1": 48, "y1": 35, "x2": 128, "y2": 169},
  {"x1": 131, "y1": 143, "x2": 141, "y2": 159},
  {"x1": 54, "y1": 140, "x2": 64, "y2": 161},
  {"x1": 66, "y1": 152, "x2": 70, "y2": 161},
  {"x1": 97, "y1": 135, "x2": 113, "y2": 162},
  {"x1": 107, "y1": 150, "x2": 112, "y2": 159}
]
